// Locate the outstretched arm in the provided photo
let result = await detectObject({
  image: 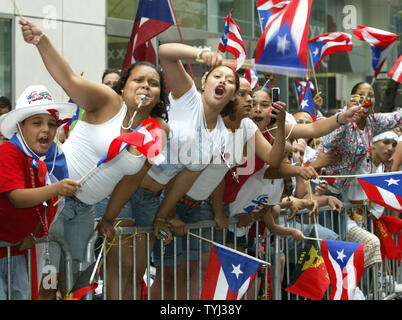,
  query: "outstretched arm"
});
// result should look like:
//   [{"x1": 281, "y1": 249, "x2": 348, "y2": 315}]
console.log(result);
[{"x1": 20, "y1": 19, "x2": 120, "y2": 114}]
